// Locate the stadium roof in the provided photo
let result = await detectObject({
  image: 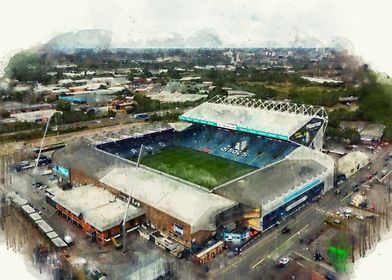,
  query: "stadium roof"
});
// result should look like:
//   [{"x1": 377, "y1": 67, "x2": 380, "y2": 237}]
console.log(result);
[
  {"x1": 54, "y1": 140, "x2": 236, "y2": 233},
  {"x1": 180, "y1": 96, "x2": 327, "y2": 140},
  {"x1": 100, "y1": 167, "x2": 237, "y2": 233},
  {"x1": 49, "y1": 185, "x2": 144, "y2": 232},
  {"x1": 214, "y1": 158, "x2": 327, "y2": 210}
]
